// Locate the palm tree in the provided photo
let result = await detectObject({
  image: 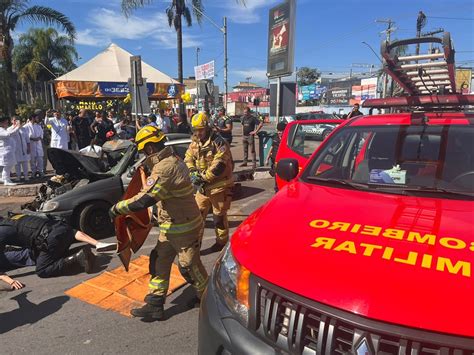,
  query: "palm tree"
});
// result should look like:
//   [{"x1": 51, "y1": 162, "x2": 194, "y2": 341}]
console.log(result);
[
  {"x1": 13, "y1": 28, "x2": 78, "y2": 102},
  {"x1": 121, "y1": 0, "x2": 204, "y2": 86},
  {"x1": 121, "y1": 0, "x2": 244, "y2": 85},
  {"x1": 0, "y1": 1, "x2": 76, "y2": 115}
]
